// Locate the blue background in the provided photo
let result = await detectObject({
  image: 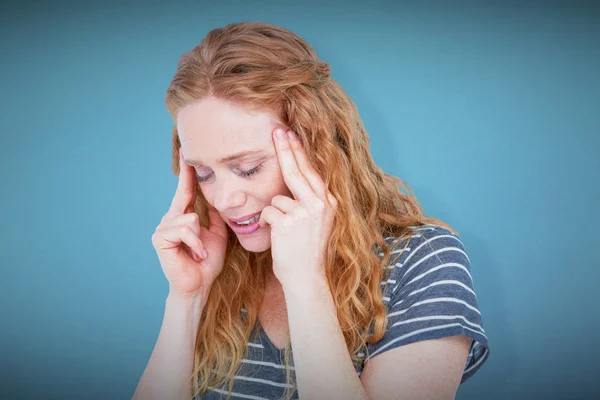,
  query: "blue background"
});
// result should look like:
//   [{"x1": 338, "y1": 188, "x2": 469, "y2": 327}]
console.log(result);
[{"x1": 1, "y1": 0, "x2": 598, "y2": 399}]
